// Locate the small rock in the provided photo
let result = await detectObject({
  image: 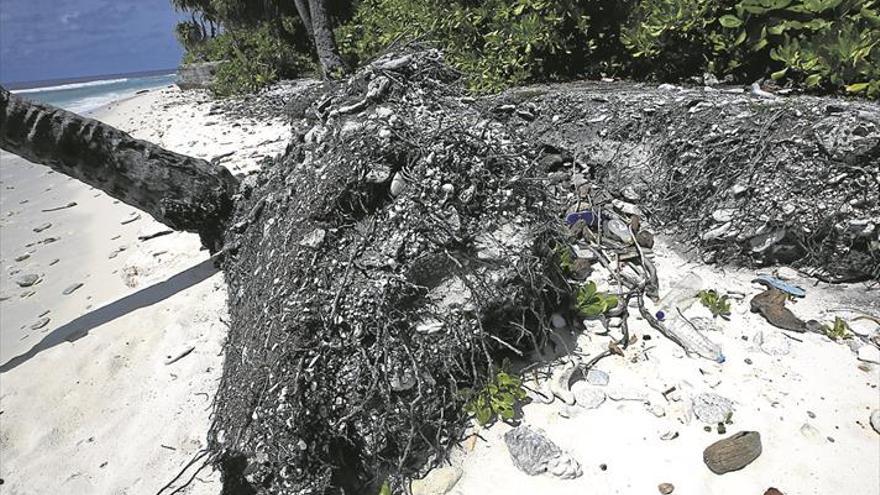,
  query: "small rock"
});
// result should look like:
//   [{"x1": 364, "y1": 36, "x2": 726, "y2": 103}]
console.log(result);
[
  {"x1": 14, "y1": 253, "x2": 30, "y2": 262},
  {"x1": 850, "y1": 319, "x2": 878, "y2": 338},
  {"x1": 390, "y1": 171, "x2": 407, "y2": 196},
  {"x1": 857, "y1": 345, "x2": 880, "y2": 364},
  {"x1": 299, "y1": 228, "x2": 326, "y2": 249},
  {"x1": 612, "y1": 199, "x2": 641, "y2": 216},
  {"x1": 692, "y1": 393, "x2": 734, "y2": 424},
  {"x1": 764, "y1": 489, "x2": 784, "y2": 495},
  {"x1": 702, "y1": 222, "x2": 733, "y2": 241},
  {"x1": 33, "y1": 222, "x2": 52, "y2": 232},
  {"x1": 504, "y1": 425, "x2": 581, "y2": 479},
  {"x1": 711, "y1": 209, "x2": 735, "y2": 223},
  {"x1": 621, "y1": 186, "x2": 640, "y2": 202},
  {"x1": 15, "y1": 273, "x2": 40, "y2": 287},
  {"x1": 660, "y1": 431, "x2": 679, "y2": 441},
  {"x1": 636, "y1": 230, "x2": 655, "y2": 249},
  {"x1": 870, "y1": 410, "x2": 880, "y2": 434},
  {"x1": 703, "y1": 431, "x2": 762, "y2": 474},
  {"x1": 411, "y1": 466, "x2": 462, "y2": 495},
  {"x1": 550, "y1": 313, "x2": 566, "y2": 329},
  {"x1": 585, "y1": 369, "x2": 609, "y2": 386},
  {"x1": 658, "y1": 482, "x2": 675, "y2": 494},
  {"x1": 62, "y1": 282, "x2": 84, "y2": 295},
  {"x1": 572, "y1": 383, "x2": 606, "y2": 409}
]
